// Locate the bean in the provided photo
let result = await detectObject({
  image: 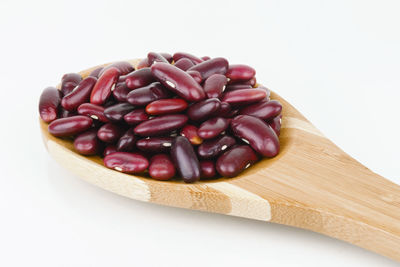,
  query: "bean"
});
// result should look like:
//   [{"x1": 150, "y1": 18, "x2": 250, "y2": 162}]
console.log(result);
[
  {"x1": 187, "y1": 98, "x2": 221, "y2": 121},
  {"x1": 90, "y1": 67, "x2": 120, "y2": 105},
  {"x1": 99, "y1": 61, "x2": 134, "y2": 76},
  {"x1": 103, "y1": 145, "x2": 117, "y2": 157},
  {"x1": 187, "y1": 57, "x2": 229, "y2": 80},
  {"x1": 116, "y1": 128, "x2": 136, "y2": 151},
  {"x1": 174, "y1": 58, "x2": 195, "y2": 71},
  {"x1": 231, "y1": 115, "x2": 279, "y2": 157},
  {"x1": 104, "y1": 102, "x2": 135, "y2": 122},
  {"x1": 61, "y1": 76, "x2": 97, "y2": 111},
  {"x1": 151, "y1": 63, "x2": 205, "y2": 102},
  {"x1": 134, "y1": 114, "x2": 188, "y2": 136},
  {"x1": 216, "y1": 145, "x2": 258, "y2": 177},
  {"x1": 97, "y1": 123, "x2": 125, "y2": 143},
  {"x1": 203, "y1": 74, "x2": 227, "y2": 98},
  {"x1": 126, "y1": 82, "x2": 170, "y2": 106},
  {"x1": 160, "y1": 53, "x2": 173, "y2": 63},
  {"x1": 58, "y1": 107, "x2": 76, "y2": 118},
  {"x1": 123, "y1": 109, "x2": 149, "y2": 125},
  {"x1": 197, "y1": 135, "x2": 236, "y2": 159},
  {"x1": 268, "y1": 114, "x2": 282, "y2": 136},
  {"x1": 104, "y1": 152, "x2": 149, "y2": 174},
  {"x1": 226, "y1": 64, "x2": 256, "y2": 82},
  {"x1": 78, "y1": 103, "x2": 109, "y2": 122},
  {"x1": 112, "y1": 82, "x2": 131, "y2": 102},
  {"x1": 147, "y1": 52, "x2": 169, "y2": 65},
  {"x1": 242, "y1": 77, "x2": 257, "y2": 87},
  {"x1": 201, "y1": 56, "x2": 211, "y2": 61},
  {"x1": 180, "y1": 125, "x2": 203, "y2": 145},
  {"x1": 239, "y1": 100, "x2": 281, "y2": 120},
  {"x1": 225, "y1": 84, "x2": 252, "y2": 92},
  {"x1": 173, "y1": 52, "x2": 203, "y2": 64},
  {"x1": 39, "y1": 87, "x2": 62, "y2": 123},
  {"x1": 89, "y1": 67, "x2": 104, "y2": 78},
  {"x1": 200, "y1": 161, "x2": 216, "y2": 179},
  {"x1": 136, "y1": 137, "x2": 173, "y2": 153},
  {"x1": 118, "y1": 75, "x2": 127, "y2": 83},
  {"x1": 256, "y1": 85, "x2": 271, "y2": 99},
  {"x1": 221, "y1": 89, "x2": 266, "y2": 106},
  {"x1": 145, "y1": 98, "x2": 188, "y2": 115},
  {"x1": 125, "y1": 68, "x2": 156, "y2": 89},
  {"x1": 197, "y1": 117, "x2": 229, "y2": 139},
  {"x1": 171, "y1": 136, "x2": 201, "y2": 183},
  {"x1": 73, "y1": 129, "x2": 101, "y2": 155},
  {"x1": 61, "y1": 73, "x2": 82, "y2": 96},
  {"x1": 137, "y1": 58, "x2": 150, "y2": 69},
  {"x1": 186, "y1": 70, "x2": 203, "y2": 84},
  {"x1": 48, "y1": 115, "x2": 93, "y2": 137},
  {"x1": 149, "y1": 154, "x2": 176, "y2": 180},
  {"x1": 219, "y1": 102, "x2": 232, "y2": 118}
]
